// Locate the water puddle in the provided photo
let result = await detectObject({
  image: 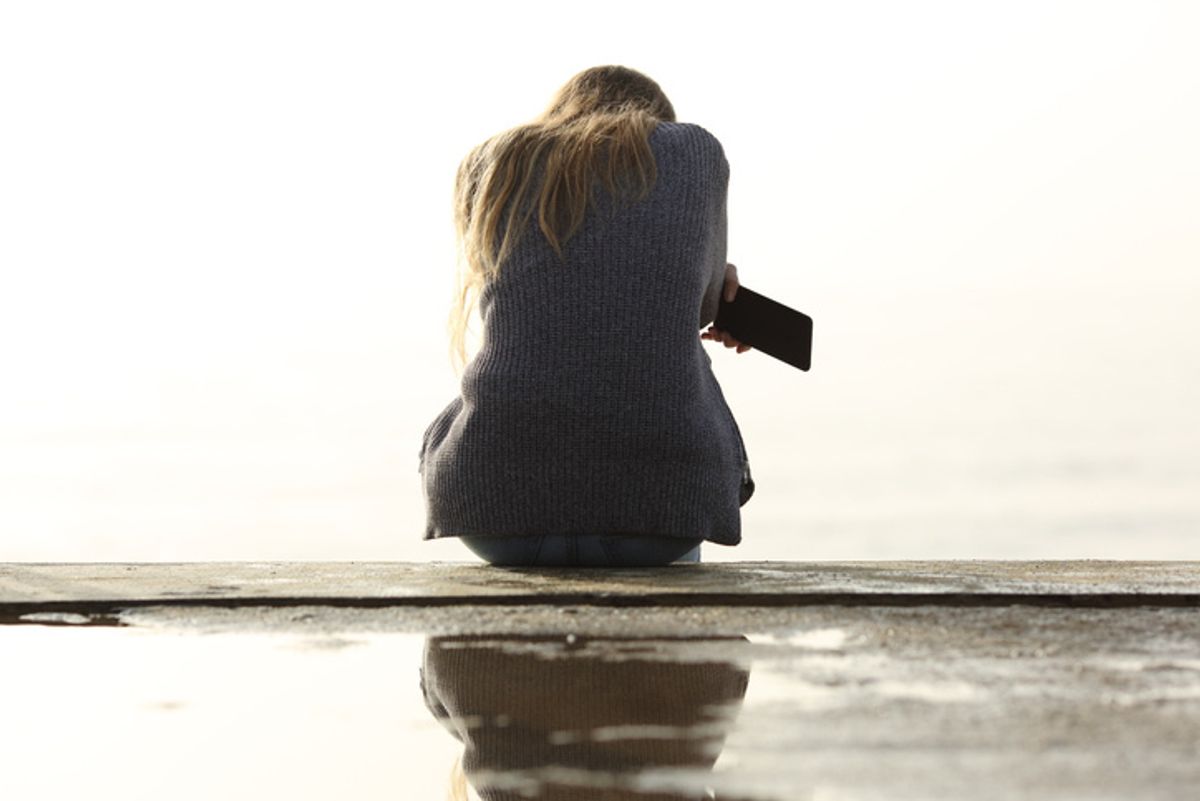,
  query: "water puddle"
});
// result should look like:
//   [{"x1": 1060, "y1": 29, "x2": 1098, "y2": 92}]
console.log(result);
[{"x1": 3, "y1": 605, "x2": 1198, "y2": 799}]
